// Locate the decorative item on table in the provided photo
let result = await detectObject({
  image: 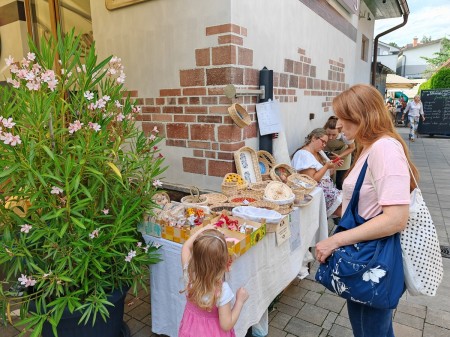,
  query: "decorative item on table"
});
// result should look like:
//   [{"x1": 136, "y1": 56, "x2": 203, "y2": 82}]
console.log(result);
[
  {"x1": 270, "y1": 163, "x2": 296, "y2": 183},
  {"x1": 211, "y1": 214, "x2": 267, "y2": 257},
  {"x1": 257, "y1": 150, "x2": 276, "y2": 181},
  {"x1": 249, "y1": 200, "x2": 280, "y2": 211},
  {"x1": 204, "y1": 192, "x2": 229, "y2": 205},
  {"x1": 290, "y1": 185, "x2": 306, "y2": 204},
  {"x1": 180, "y1": 186, "x2": 208, "y2": 206},
  {"x1": 228, "y1": 103, "x2": 252, "y2": 128},
  {"x1": 228, "y1": 192, "x2": 261, "y2": 206},
  {"x1": 263, "y1": 181, "x2": 295, "y2": 215},
  {"x1": 295, "y1": 194, "x2": 314, "y2": 207},
  {"x1": 221, "y1": 173, "x2": 248, "y2": 196},
  {"x1": 209, "y1": 203, "x2": 236, "y2": 216},
  {"x1": 287, "y1": 173, "x2": 317, "y2": 194},
  {"x1": 234, "y1": 146, "x2": 262, "y2": 183},
  {"x1": 232, "y1": 206, "x2": 284, "y2": 233},
  {"x1": 248, "y1": 180, "x2": 270, "y2": 197}
]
